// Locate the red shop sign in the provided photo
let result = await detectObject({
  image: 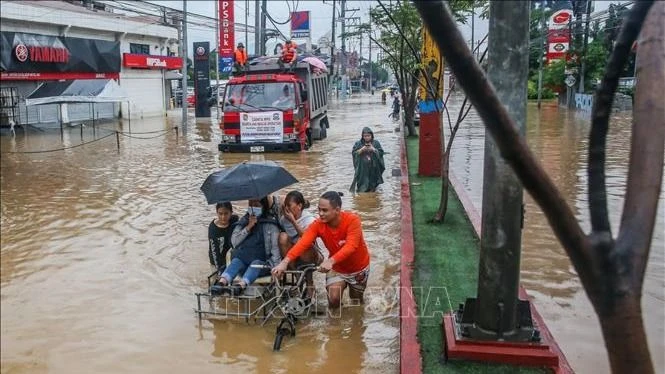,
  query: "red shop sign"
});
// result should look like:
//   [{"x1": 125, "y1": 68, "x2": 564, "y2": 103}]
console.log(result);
[{"x1": 123, "y1": 53, "x2": 183, "y2": 69}]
